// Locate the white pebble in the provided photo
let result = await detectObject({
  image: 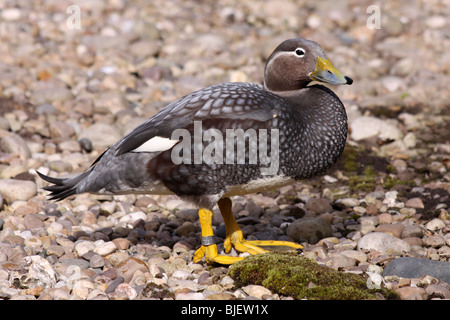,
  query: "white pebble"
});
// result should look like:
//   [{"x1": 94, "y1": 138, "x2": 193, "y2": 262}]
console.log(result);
[
  {"x1": 171, "y1": 270, "x2": 193, "y2": 280},
  {"x1": 1, "y1": 8, "x2": 22, "y2": 21},
  {"x1": 75, "y1": 241, "x2": 95, "y2": 257},
  {"x1": 93, "y1": 240, "x2": 117, "y2": 256},
  {"x1": 119, "y1": 211, "x2": 147, "y2": 225},
  {"x1": 47, "y1": 222, "x2": 64, "y2": 236},
  {"x1": 425, "y1": 218, "x2": 445, "y2": 232}
]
